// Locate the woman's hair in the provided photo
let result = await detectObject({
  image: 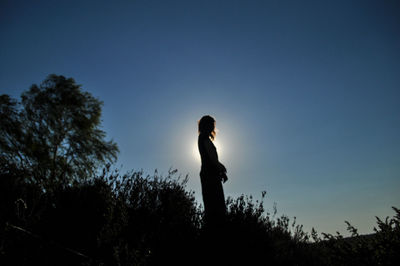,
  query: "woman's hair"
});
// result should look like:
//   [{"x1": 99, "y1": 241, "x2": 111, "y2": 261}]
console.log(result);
[{"x1": 198, "y1": 115, "x2": 216, "y2": 140}]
